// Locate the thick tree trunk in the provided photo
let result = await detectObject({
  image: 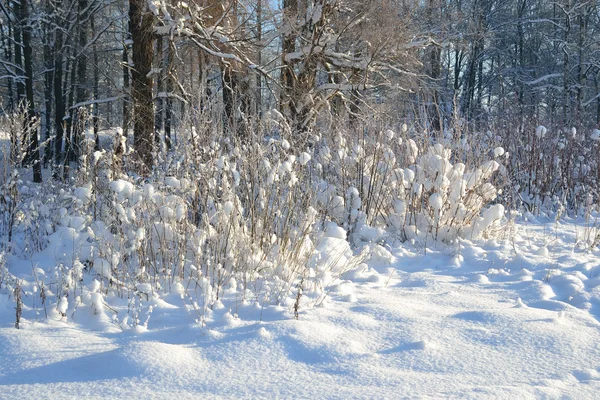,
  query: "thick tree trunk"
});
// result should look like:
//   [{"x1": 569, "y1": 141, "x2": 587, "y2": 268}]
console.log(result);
[
  {"x1": 129, "y1": 0, "x2": 155, "y2": 173},
  {"x1": 426, "y1": 0, "x2": 442, "y2": 135}
]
